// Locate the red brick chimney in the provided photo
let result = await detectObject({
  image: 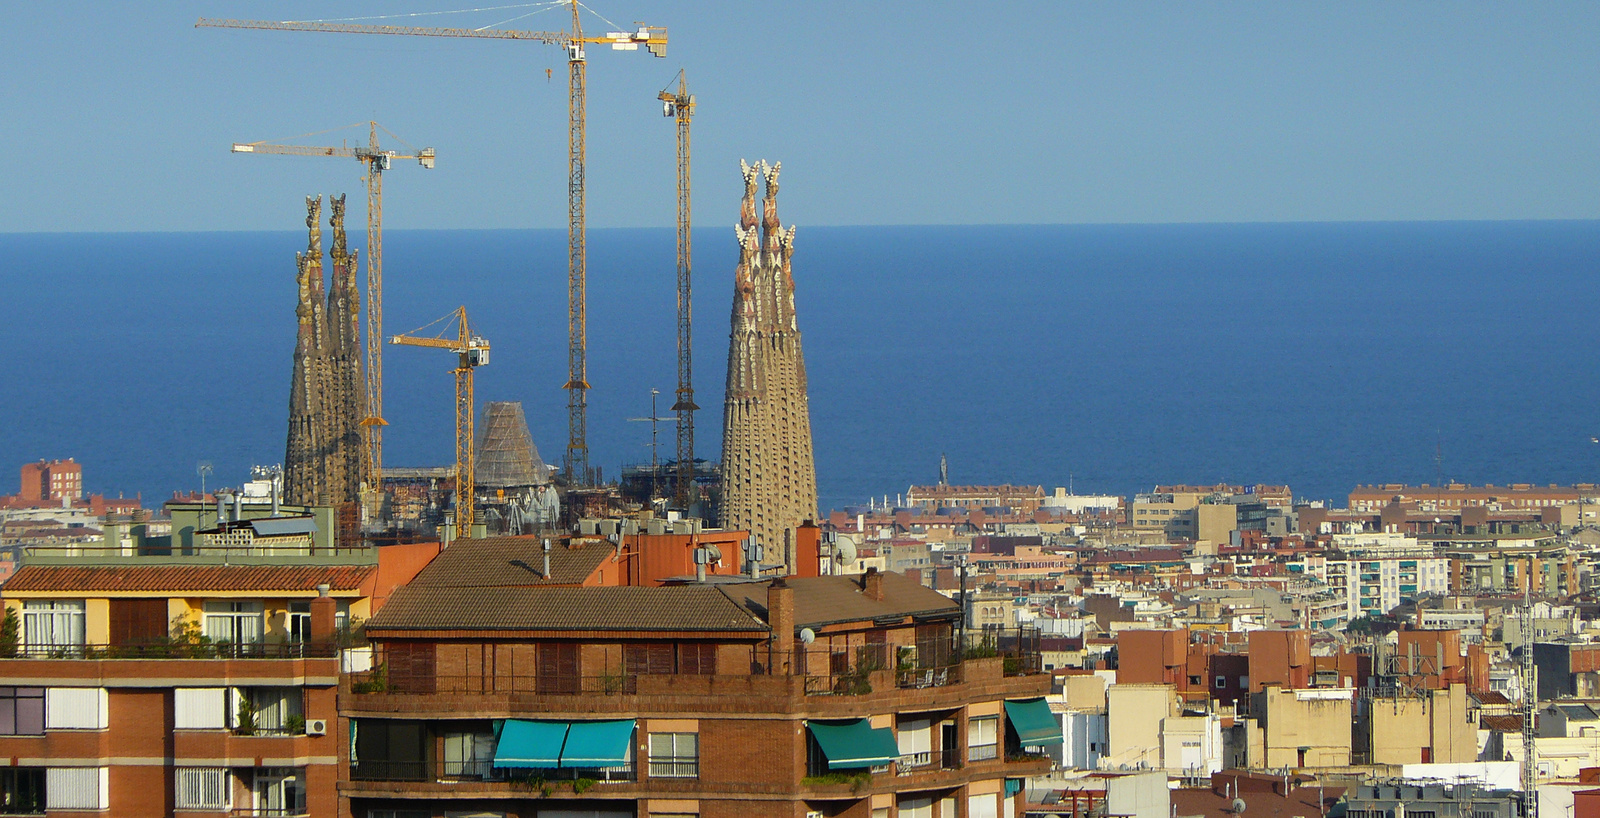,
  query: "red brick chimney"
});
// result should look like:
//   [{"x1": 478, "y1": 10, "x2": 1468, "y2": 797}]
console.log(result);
[
  {"x1": 769, "y1": 578, "x2": 795, "y2": 674},
  {"x1": 863, "y1": 567, "x2": 885, "y2": 602},
  {"x1": 310, "y1": 583, "x2": 337, "y2": 645}
]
